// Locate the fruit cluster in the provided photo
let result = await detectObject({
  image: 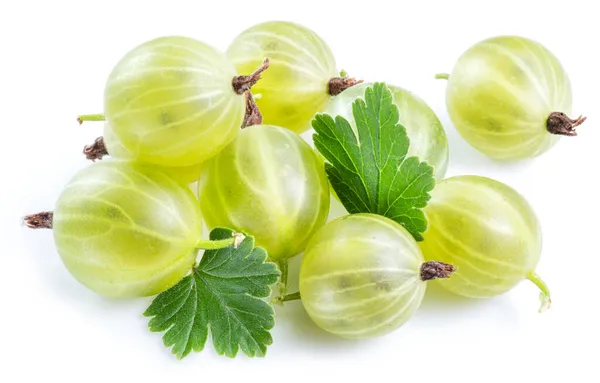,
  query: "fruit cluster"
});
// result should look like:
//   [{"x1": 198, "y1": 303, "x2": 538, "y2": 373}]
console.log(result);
[{"x1": 25, "y1": 21, "x2": 585, "y2": 358}]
